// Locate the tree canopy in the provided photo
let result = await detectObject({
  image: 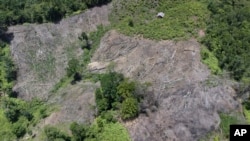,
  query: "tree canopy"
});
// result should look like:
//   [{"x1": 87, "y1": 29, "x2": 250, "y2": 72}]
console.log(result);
[
  {"x1": 0, "y1": 0, "x2": 111, "y2": 25},
  {"x1": 203, "y1": 0, "x2": 250, "y2": 82}
]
